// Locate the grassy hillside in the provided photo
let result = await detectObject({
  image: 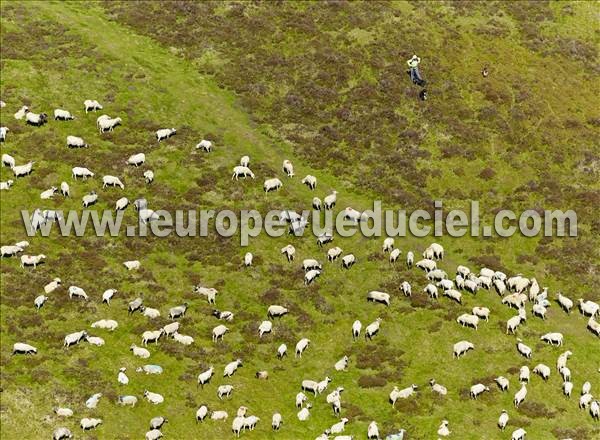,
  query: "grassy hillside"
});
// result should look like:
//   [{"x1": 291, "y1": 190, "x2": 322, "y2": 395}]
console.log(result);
[{"x1": 1, "y1": 1, "x2": 599, "y2": 439}]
